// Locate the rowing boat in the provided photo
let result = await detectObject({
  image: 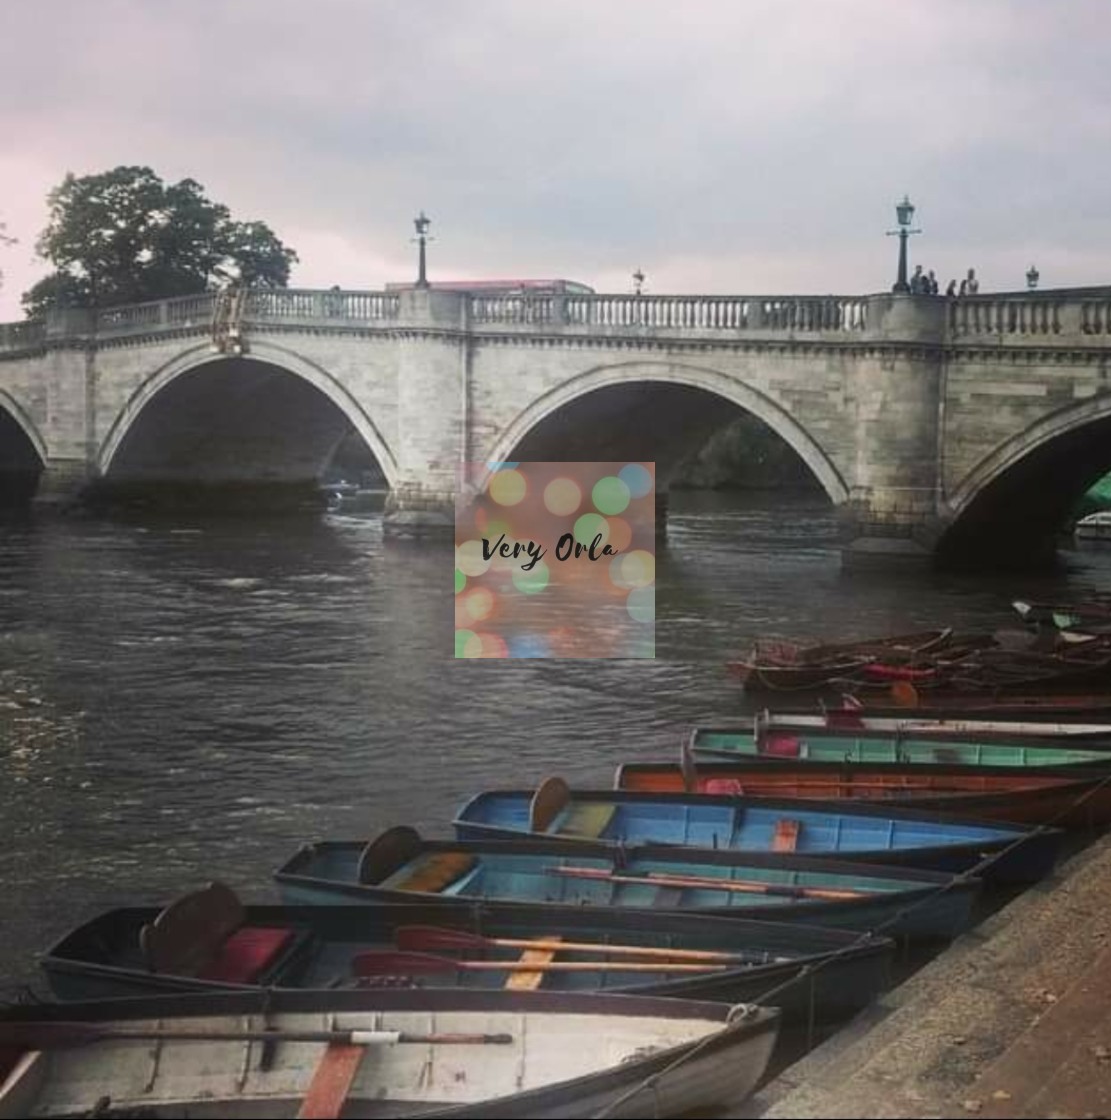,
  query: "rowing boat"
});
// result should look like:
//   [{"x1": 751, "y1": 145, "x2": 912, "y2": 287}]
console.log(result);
[
  {"x1": 38, "y1": 884, "x2": 895, "y2": 1025},
  {"x1": 274, "y1": 828, "x2": 982, "y2": 939},
  {"x1": 690, "y1": 722, "x2": 1111, "y2": 768},
  {"x1": 451, "y1": 777, "x2": 1061, "y2": 883},
  {"x1": 613, "y1": 753, "x2": 1111, "y2": 827},
  {"x1": 0, "y1": 987, "x2": 780, "y2": 1119},
  {"x1": 753, "y1": 709, "x2": 1111, "y2": 740}
]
